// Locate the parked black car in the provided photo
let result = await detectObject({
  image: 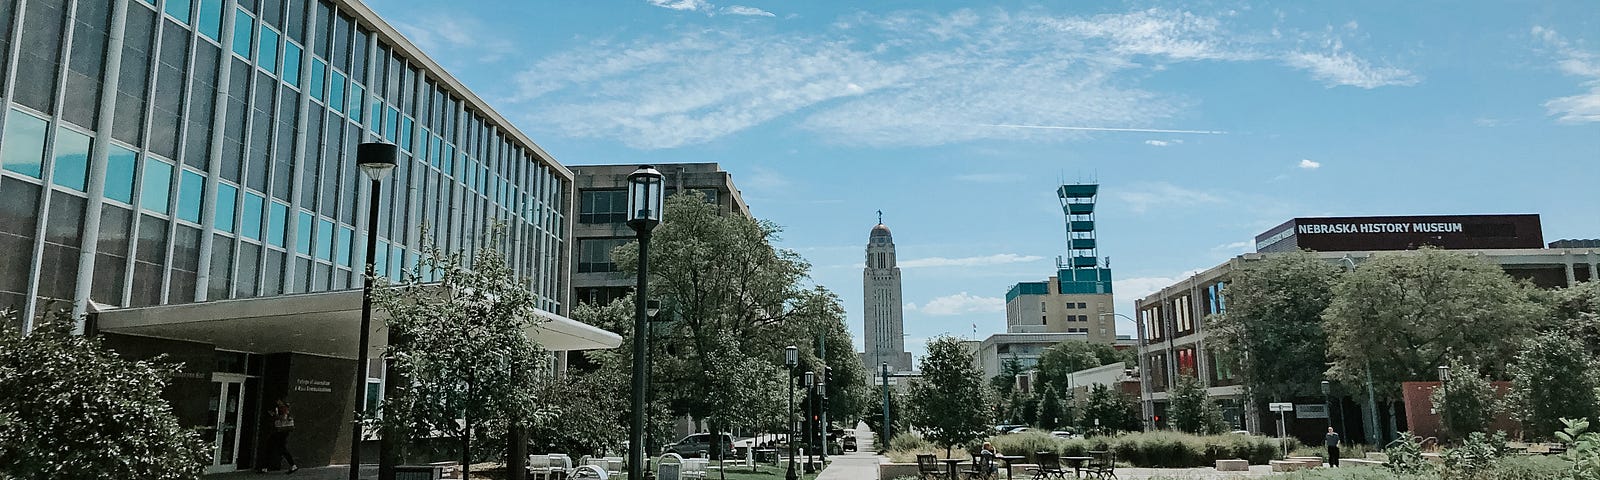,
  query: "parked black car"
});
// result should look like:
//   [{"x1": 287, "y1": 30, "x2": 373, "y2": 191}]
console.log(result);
[{"x1": 664, "y1": 433, "x2": 736, "y2": 458}]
